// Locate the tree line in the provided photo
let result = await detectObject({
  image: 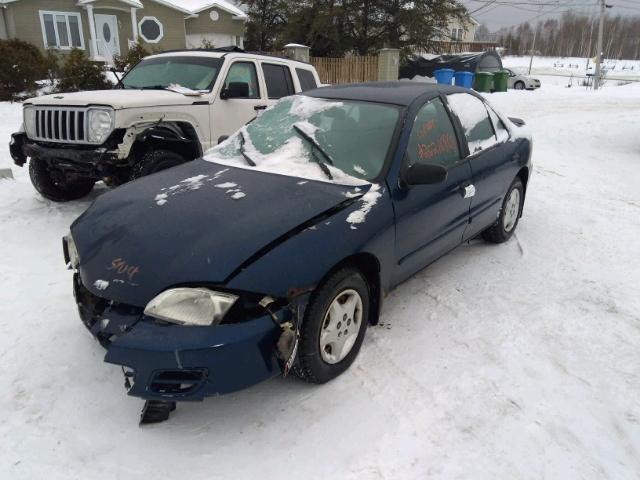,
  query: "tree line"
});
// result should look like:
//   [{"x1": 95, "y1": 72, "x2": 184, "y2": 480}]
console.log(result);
[
  {"x1": 244, "y1": 0, "x2": 468, "y2": 57},
  {"x1": 497, "y1": 11, "x2": 640, "y2": 60}
]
